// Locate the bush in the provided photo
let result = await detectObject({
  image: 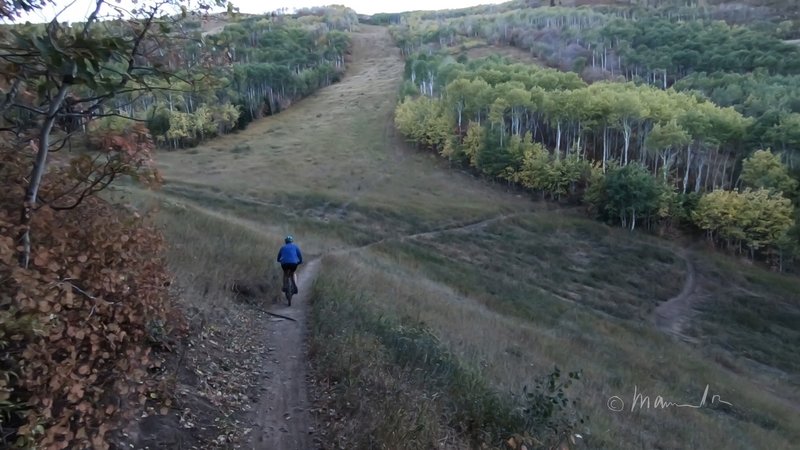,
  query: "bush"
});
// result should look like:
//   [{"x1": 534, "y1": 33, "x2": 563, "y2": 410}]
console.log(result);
[
  {"x1": 0, "y1": 148, "x2": 182, "y2": 449},
  {"x1": 146, "y1": 107, "x2": 171, "y2": 140},
  {"x1": 518, "y1": 366, "x2": 587, "y2": 447}
]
